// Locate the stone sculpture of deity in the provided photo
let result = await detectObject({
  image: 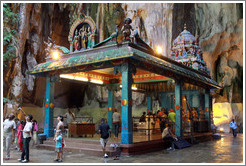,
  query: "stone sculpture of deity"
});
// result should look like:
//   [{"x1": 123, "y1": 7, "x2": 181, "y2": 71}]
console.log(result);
[{"x1": 121, "y1": 18, "x2": 133, "y2": 41}]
